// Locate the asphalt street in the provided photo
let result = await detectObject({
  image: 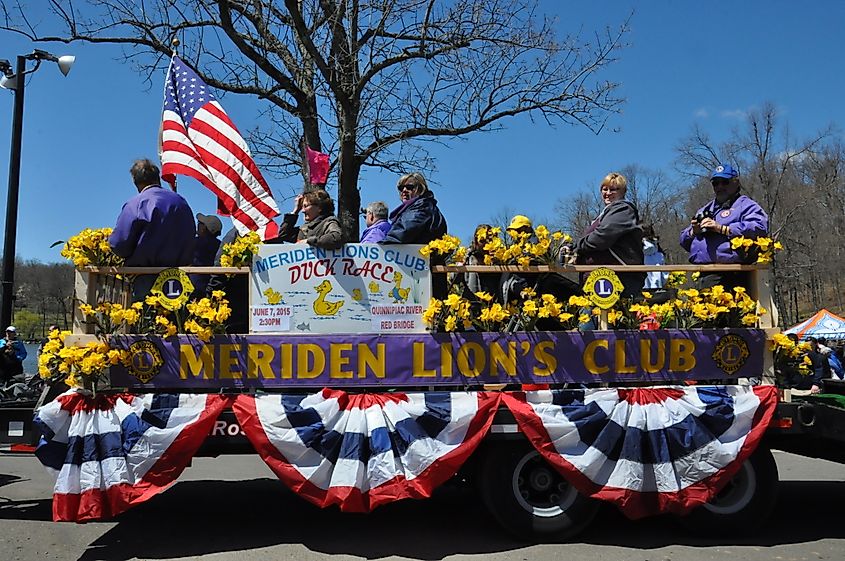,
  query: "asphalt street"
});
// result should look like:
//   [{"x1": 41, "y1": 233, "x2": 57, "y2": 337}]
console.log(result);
[{"x1": 2, "y1": 450, "x2": 844, "y2": 561}]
